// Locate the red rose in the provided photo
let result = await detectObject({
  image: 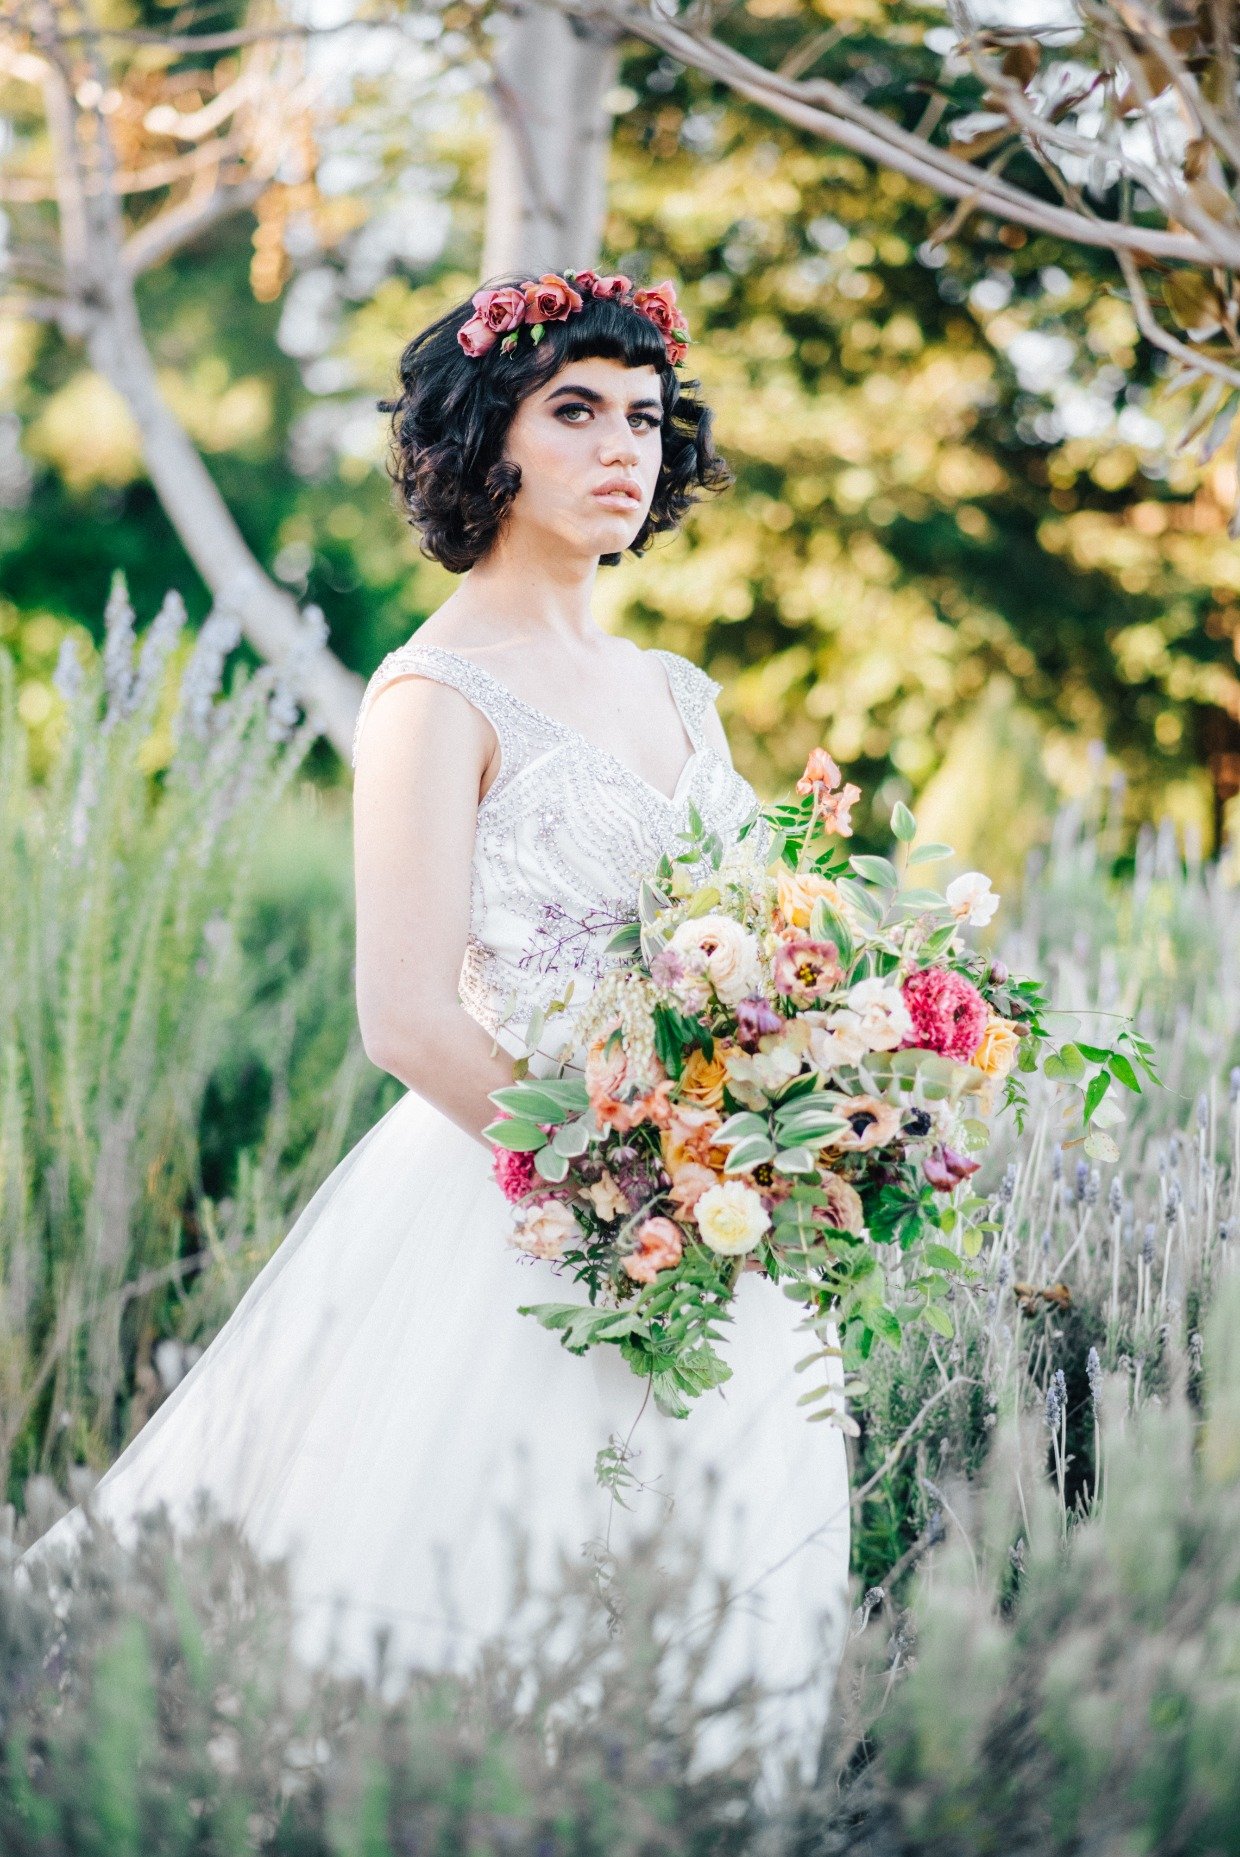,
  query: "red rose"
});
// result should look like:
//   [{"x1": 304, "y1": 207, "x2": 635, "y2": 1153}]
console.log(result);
[
  {"x1": 523, "y1": 274, "x2": 584, "y2": 322},
  {"x1": 457, "y1": 316, "x2": 498, "y2": 357},
  {"x1": 471, "y1": 286, "x2": 527, "y2": 334}
]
